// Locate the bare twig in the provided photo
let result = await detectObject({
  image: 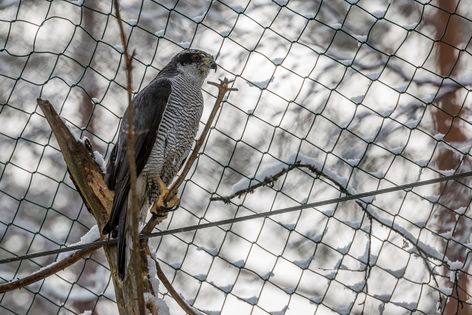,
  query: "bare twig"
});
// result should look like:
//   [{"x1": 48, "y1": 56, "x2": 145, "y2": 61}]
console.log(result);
[
  {"x1": 213, "y1": 157, "x2": 450, "y2": 291},
  {"x1": 210, "y1": 161, "x2": 350, "y2": 202},
  {"x1": 0, "y1": 245, "x2": 99, "y2": 293},
  {"x1": 113, "y1": 0, "x2": 139, "y2": 255},
  {"x1": 149, "y1": 254, "x2": 198, "y2": 315},
  {"x1": 141, "y1": 78, "x2": 237, "y2": 234},
  {"x1": 114, "y1": 1, "x2": 146, "y2": 314}
]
